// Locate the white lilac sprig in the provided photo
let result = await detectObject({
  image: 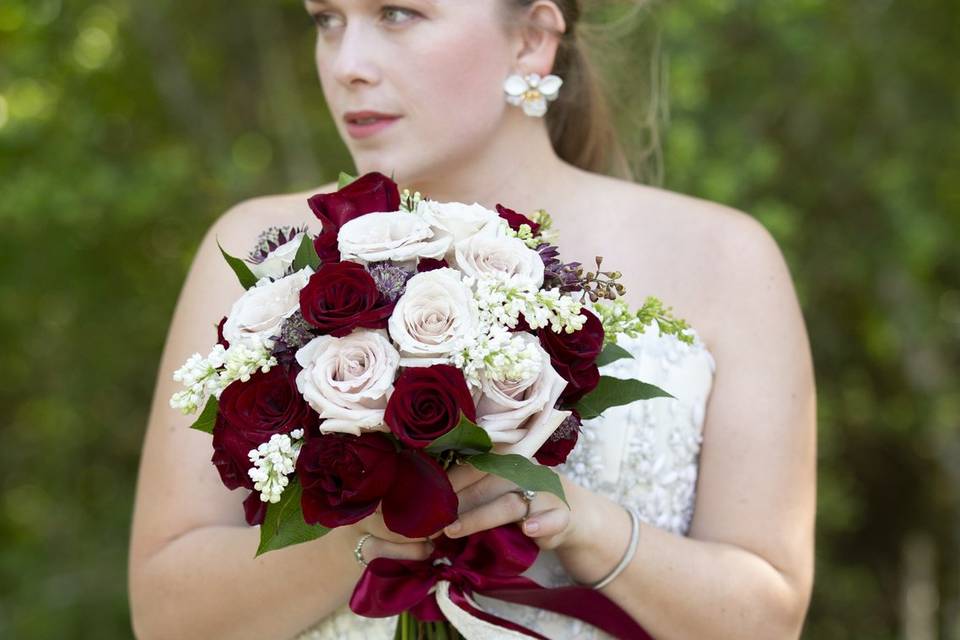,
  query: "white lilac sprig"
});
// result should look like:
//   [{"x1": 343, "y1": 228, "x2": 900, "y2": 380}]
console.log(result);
[
  {"x1": 467, "y1": 274, "x2": 586, "y2": 335},
  {"x1": 170, "y1": 340, "x2": 277, "y2": 415},
  {"x1": 452, "y1": 324, "x2": 543, "y2": 387},
  {"x1": 247, "y1": 429, "x2": 305, "y2": 504},
  {"x1": 593, "y1": 297, "x2": 695, "y2": 346}
]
